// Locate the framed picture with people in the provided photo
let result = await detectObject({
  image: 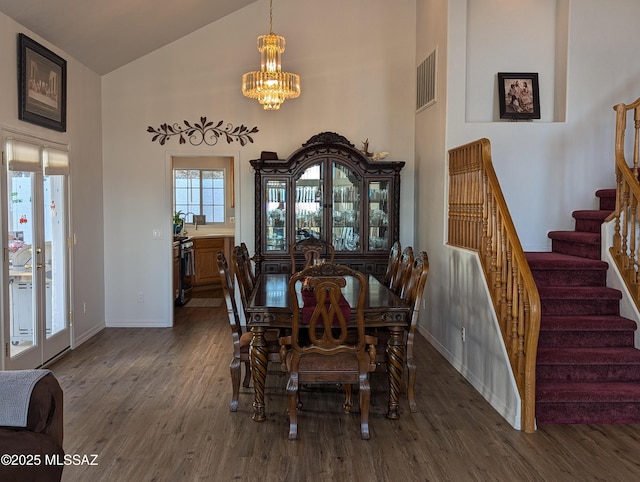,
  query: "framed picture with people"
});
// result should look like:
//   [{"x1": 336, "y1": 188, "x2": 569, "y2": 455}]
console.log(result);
[
  {"x1": 498, "y1": 72, "x2": 540, "y2": 120},
  {"x1": 18, "y1": 33, "x2": 67, "y2": 132}
]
